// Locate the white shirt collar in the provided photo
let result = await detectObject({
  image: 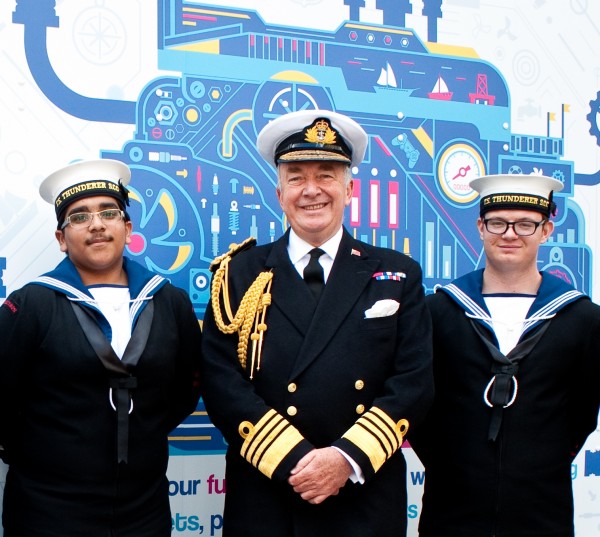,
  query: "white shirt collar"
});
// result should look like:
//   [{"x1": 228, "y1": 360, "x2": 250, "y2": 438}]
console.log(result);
[{"x1": 288, "y1": 227, "x2": 343, "y2": 265}]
